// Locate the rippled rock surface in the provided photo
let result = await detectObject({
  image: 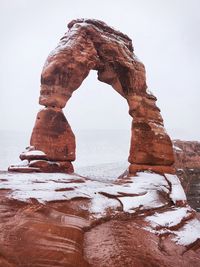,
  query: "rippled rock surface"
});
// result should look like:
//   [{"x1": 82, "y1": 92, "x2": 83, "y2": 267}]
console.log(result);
[{"x1": 0, "y1": 171, "x2": 200, "y2": 267}]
